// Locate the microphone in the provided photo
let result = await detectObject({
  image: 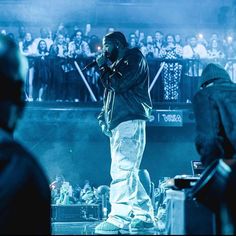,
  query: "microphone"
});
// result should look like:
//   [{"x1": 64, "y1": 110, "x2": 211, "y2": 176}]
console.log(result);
[
  {"x1": 82, "y1": 51, "x2": 108, "y2": 71},
  {"x1": 82, "y1": 60, "x2": 97, "y2": 71}
]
